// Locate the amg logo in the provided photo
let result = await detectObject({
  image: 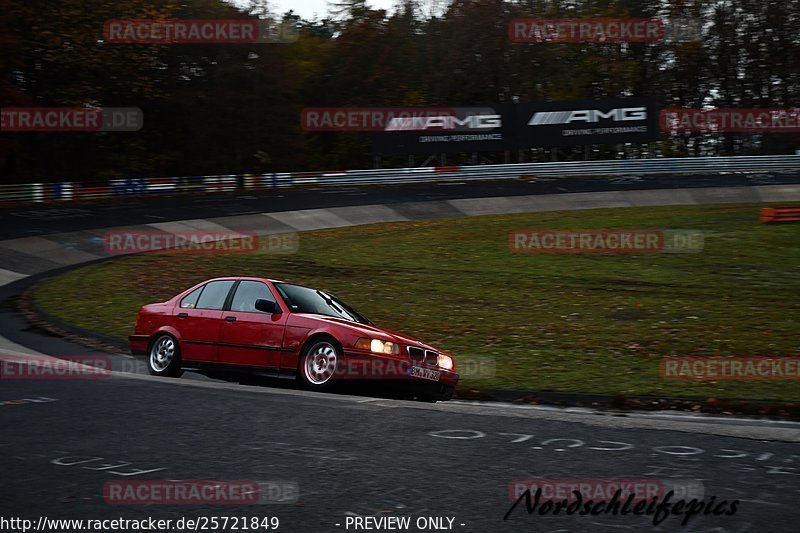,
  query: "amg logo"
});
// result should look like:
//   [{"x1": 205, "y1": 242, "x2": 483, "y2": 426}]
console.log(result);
[
  {"x1": 528, "y1": 107, "x2": 647, "y2": 126},
  {"x1": 385, "y1": 114, "x2": 501, "y2": 131}
]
